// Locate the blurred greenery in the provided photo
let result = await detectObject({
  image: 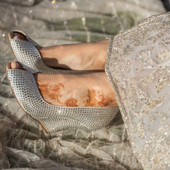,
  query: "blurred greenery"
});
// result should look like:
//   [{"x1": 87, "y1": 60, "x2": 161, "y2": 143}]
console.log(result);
[{"x1": 46, "y1": 11, "x2": 137, "y2": 42}]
